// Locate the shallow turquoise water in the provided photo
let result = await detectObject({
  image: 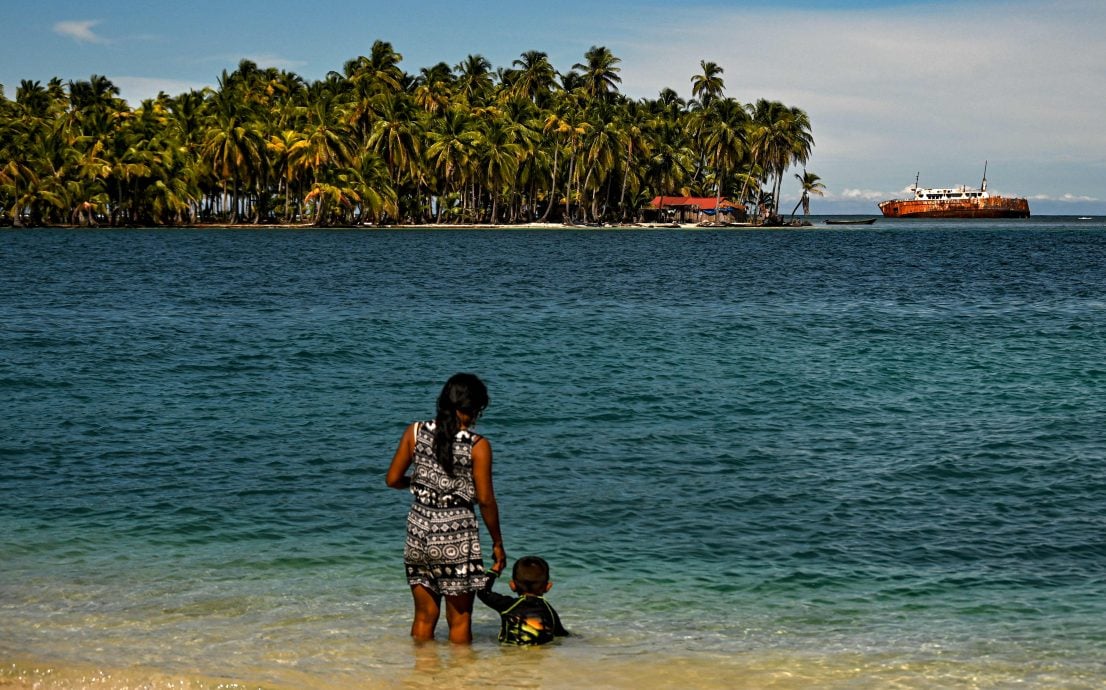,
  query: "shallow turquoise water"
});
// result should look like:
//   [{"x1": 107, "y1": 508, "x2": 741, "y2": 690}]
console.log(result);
[{"x1": 2, "y1": 219, "x2": 1105, "y2": 688}]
